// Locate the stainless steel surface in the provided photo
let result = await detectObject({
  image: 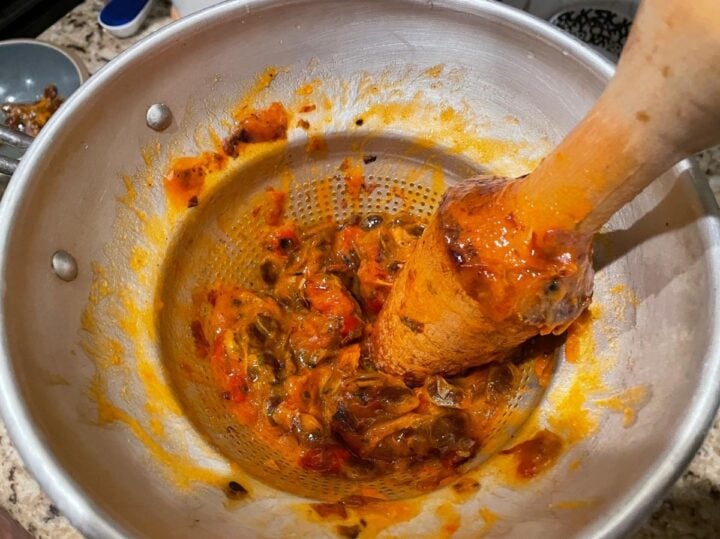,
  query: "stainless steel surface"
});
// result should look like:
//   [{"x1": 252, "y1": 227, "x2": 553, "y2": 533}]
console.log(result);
[
  {"x1": 50, "y1": 250, "x2": 78, "y2": 282},
  {"x1": 145, "y1": 103, "x2": 172, "y2": 131},
  {"x1": 0, "y1": 155, "x2": 18, "y2": 177},
  {"x1": 0, "y1": 1, "x2": 717, "y2": 538},
  {"x1": 0, "y1": 127, "x2": 33, "y2": 150},
  {"x1": 0, "y1": 127, "x2": 33, "y2": 177}
]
